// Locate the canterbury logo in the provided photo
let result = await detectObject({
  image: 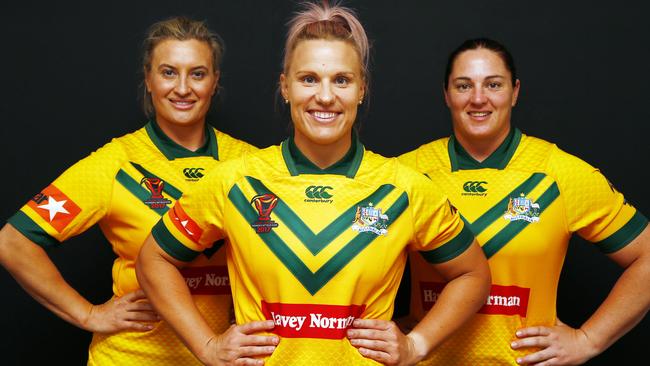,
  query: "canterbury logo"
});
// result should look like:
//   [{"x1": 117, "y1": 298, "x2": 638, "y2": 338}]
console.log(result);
[
  {"x1": 183, "y1": 168, "x2": 205, "y2": 179},
  {"x1": 463, "y1": 181, "x2": 487, "y2": 193},
  {"x1": 305, "y1": 185, "x2": 333, "y2": 199}
]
